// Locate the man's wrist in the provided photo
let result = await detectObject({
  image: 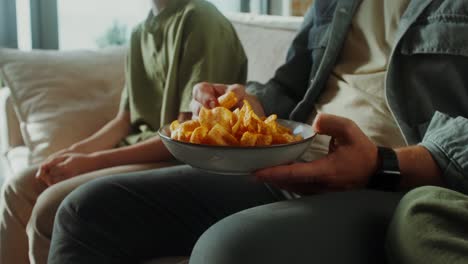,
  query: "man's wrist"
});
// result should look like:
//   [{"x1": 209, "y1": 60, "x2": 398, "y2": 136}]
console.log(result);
[{"x1": 395, "y1": 146, "x2": 444, "y2": 188}]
